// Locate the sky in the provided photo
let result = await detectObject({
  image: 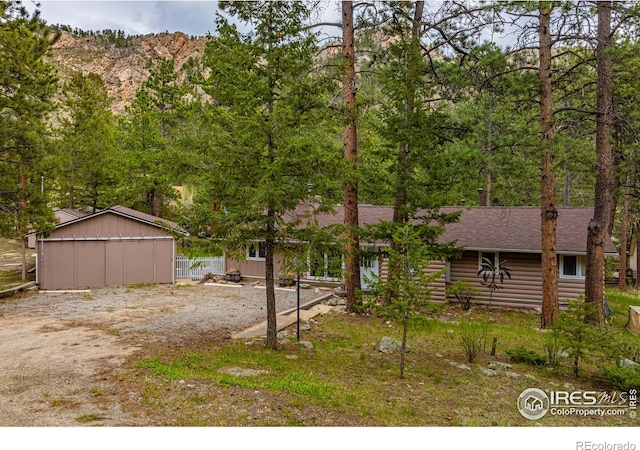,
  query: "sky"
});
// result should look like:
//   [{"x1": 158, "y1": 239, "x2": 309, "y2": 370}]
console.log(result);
[
  {"x1": 26, "y1": 0, "x2": 342, "y2": 37},
  {"x1": 27, "y1": 1, "x2": 222, "y2": 36}
]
